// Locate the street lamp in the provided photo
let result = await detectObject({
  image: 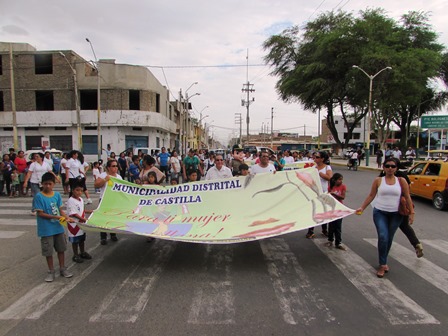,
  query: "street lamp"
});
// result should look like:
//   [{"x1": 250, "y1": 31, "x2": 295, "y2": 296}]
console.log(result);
[
  {"x1": 86, "y1": 38, "x2": 101, "y2": 160},
  {"x1": 59, "y1": 52, "x2": 82, "y2": 152},
  {"x1": 184, "y1": 83, "x2": 200, "y2": 153},
  {"x1": 352, "y1": 65, "x2": 392, "y2": 166}
]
